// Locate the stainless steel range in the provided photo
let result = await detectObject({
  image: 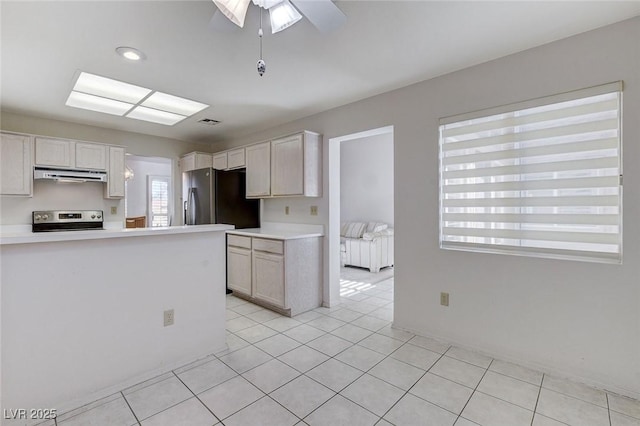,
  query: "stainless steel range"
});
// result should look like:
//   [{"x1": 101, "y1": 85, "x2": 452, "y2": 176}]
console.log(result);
[{"x1": 32, "y1": 210, "x2": 104, "y2": 232}]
